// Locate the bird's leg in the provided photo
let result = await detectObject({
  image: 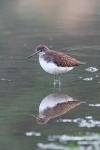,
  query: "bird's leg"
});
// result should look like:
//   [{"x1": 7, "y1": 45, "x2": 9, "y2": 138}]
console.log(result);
[
  {"x1": 58, "y1": 75, "x2": 61, "y2": 90},
  {"x1": 53, "y1": 74, "x2": 58, "y2": 88},
  {"x1": 53, "y1": 75, "x2": 61, "y2": 89}
]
